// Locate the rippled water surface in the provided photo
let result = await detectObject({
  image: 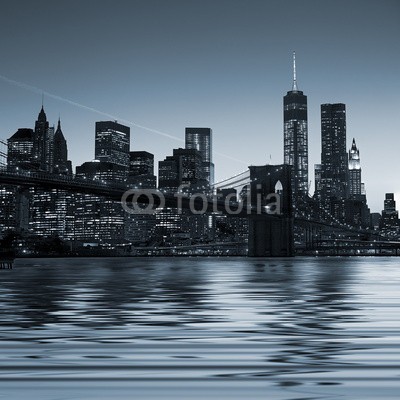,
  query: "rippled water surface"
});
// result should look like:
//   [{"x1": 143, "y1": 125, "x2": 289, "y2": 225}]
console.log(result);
[{"x1": 0, "y1": 257, "x2": 399, "y2": 399}]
